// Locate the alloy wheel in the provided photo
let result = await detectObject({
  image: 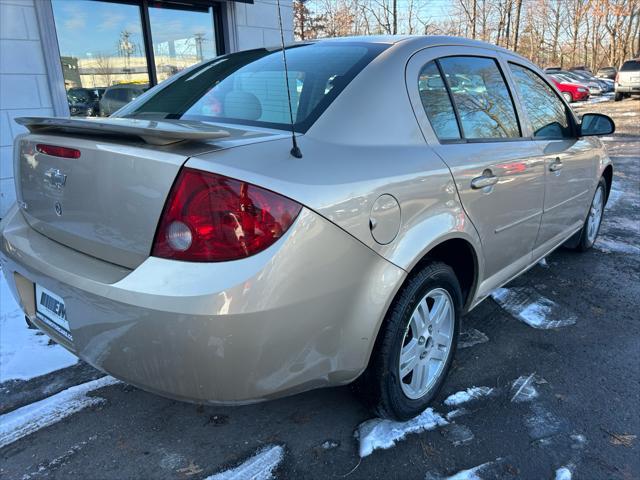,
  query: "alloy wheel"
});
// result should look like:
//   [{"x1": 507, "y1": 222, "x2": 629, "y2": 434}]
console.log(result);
[
  {"x1": 398, "y1": 288, "x2": 455, "y2": 400},
  {"x1": 587, "y1": 186, "x2": 604, "y2": 244}
]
